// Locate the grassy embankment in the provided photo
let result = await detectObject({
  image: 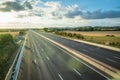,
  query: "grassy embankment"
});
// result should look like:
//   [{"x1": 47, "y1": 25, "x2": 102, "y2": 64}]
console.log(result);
[
  {"x1": 54, "y1": 31, "x2": 120, "y2": 48},
  {"x1": 0, "y1": 32, "x2": 18, "y2": 80}
]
